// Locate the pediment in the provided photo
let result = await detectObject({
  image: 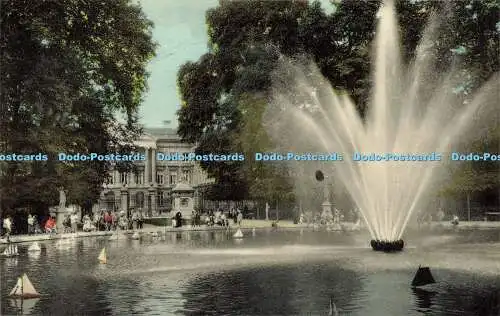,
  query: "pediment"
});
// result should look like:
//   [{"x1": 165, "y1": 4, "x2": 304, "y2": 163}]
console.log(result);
[{"x1": 134, "y1": 133, "x2": 157, "y2": 149}]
